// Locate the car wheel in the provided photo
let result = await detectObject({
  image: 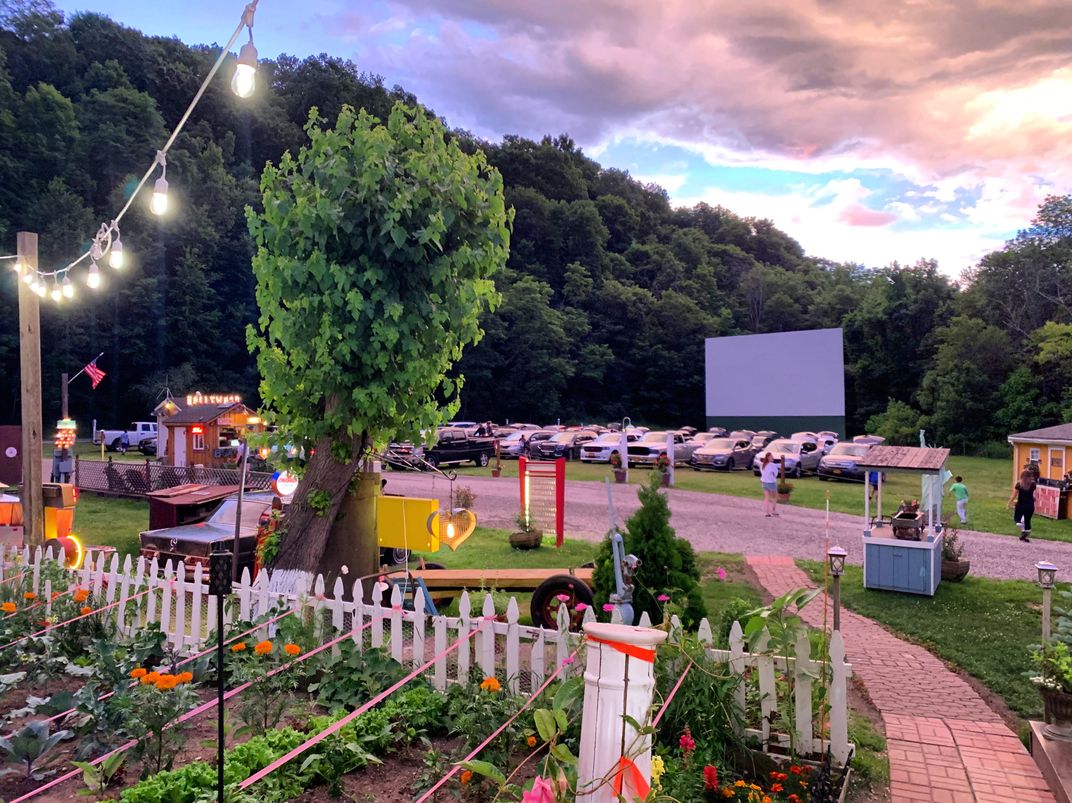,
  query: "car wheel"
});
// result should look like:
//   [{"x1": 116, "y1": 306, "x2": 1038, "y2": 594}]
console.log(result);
[
  {"x1": 726, "y1": 458, "x2": 735, "y2": 471},
  {"x1": 110, "y1": 438, "x2": 122, "y2": 452},
  {"x1": 793, "y1": 464, "x2": 802, "y2": 479},
  {"x1": 425, "y1": 454, "x2": 438, "y2": 468},
  {"x1": 476, "y1": 452, "x2": 489, "y2": 467}
]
